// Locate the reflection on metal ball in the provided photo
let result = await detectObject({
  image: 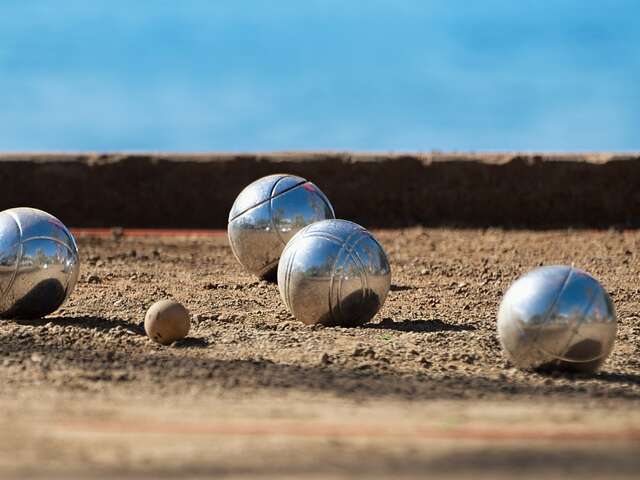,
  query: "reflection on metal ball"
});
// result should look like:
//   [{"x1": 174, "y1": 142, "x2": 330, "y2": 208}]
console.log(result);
[
  {"x1": 0, "y1": 207, "x2": 80, "y2": 319},
  {"x1": 497, "y1": 265, "x2": 617, "y2": 372},
  {"x1": 278, "y1": 219, "x2": 391, "y2": 326},
  {"x1": 228, "y1": 174, "x2": 335, "y2": 279}
]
